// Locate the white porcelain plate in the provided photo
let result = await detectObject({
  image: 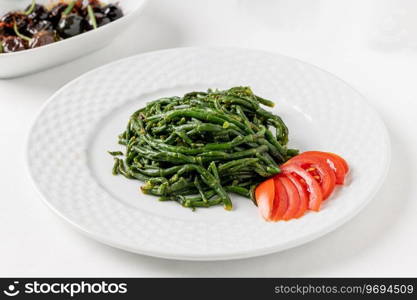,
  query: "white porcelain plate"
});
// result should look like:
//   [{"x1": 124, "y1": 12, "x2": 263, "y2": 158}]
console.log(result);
[{"x1": 27, "y1": 47, "x2": 390, "y2": 260}]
